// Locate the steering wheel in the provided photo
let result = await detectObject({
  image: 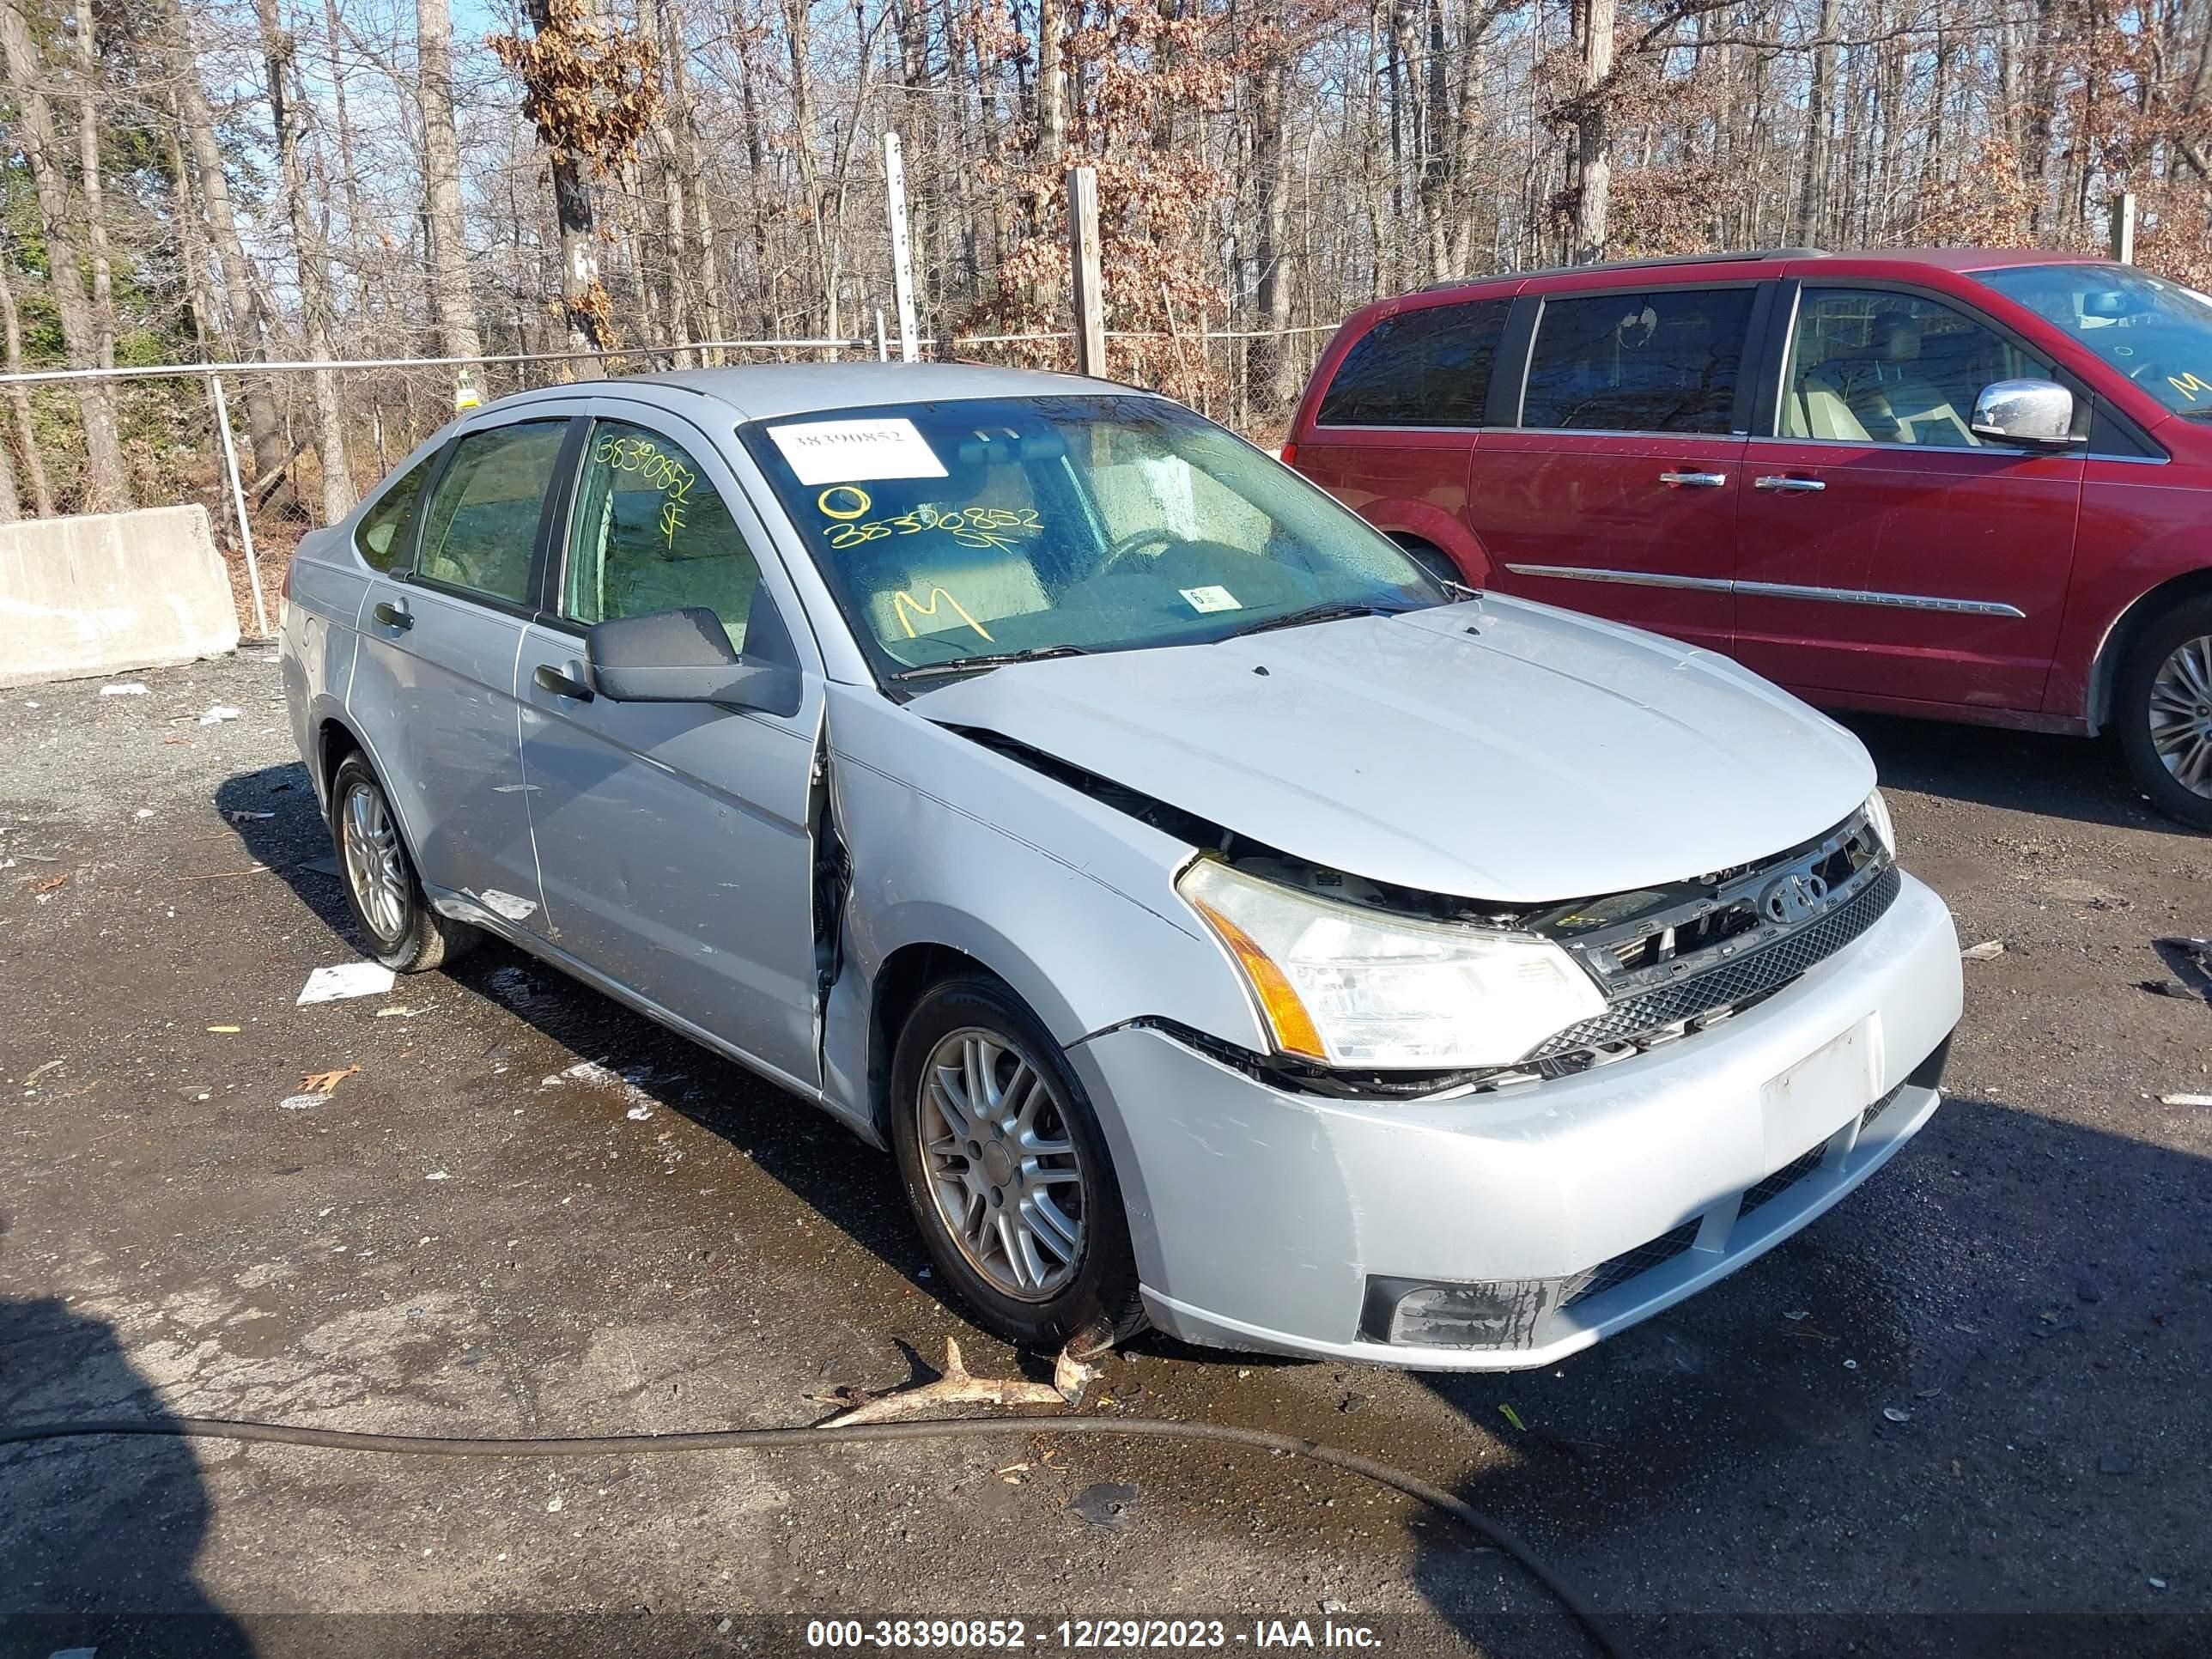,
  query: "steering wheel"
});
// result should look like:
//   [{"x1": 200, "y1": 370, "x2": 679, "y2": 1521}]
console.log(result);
[
  {"x1": 1096, "y1": 527, "x2": 1180, "y2": 578},
  {"x1": 2125, "y1": 355, "x2": 2175, "y2": 387}
]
